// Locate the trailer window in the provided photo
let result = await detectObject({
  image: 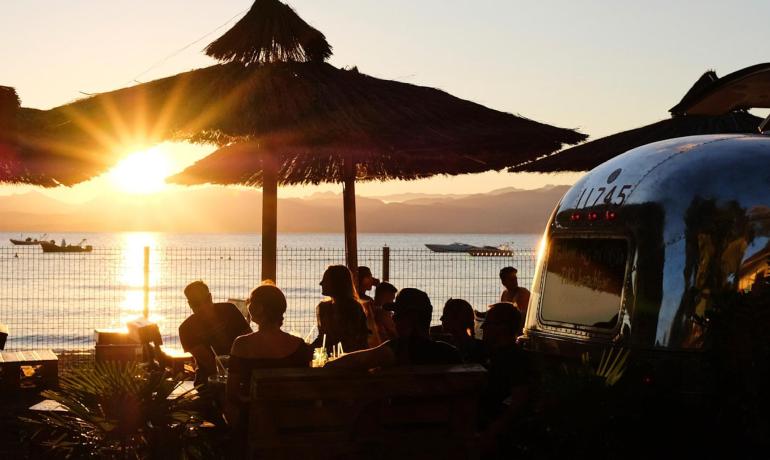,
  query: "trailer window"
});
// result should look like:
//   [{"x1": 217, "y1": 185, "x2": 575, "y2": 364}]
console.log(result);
[{"x1": 540, "y1": 238, "x2": 628, "y2": 328}]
